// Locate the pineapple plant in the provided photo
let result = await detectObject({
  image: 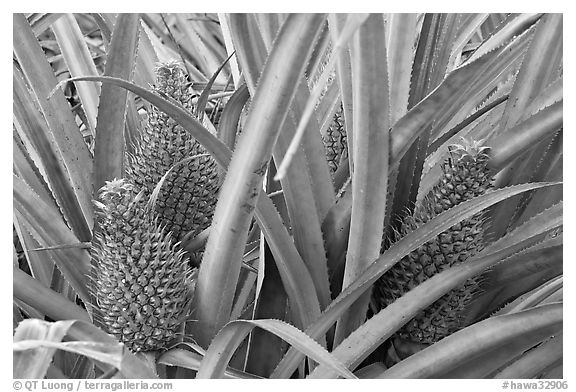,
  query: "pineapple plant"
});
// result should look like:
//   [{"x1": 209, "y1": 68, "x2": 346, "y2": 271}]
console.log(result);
[
  {"x1": 373, "y1": 139, "x2": 493, "y2": 345},
  {"x1": 13, "y1": 13, "x2": 562, "y2": 380}
]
